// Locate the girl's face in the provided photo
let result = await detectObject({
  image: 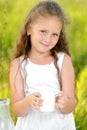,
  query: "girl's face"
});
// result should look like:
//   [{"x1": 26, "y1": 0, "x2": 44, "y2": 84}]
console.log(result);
[{"x1": 27, "y1": 16, "x2": 62, "y2": 54}]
